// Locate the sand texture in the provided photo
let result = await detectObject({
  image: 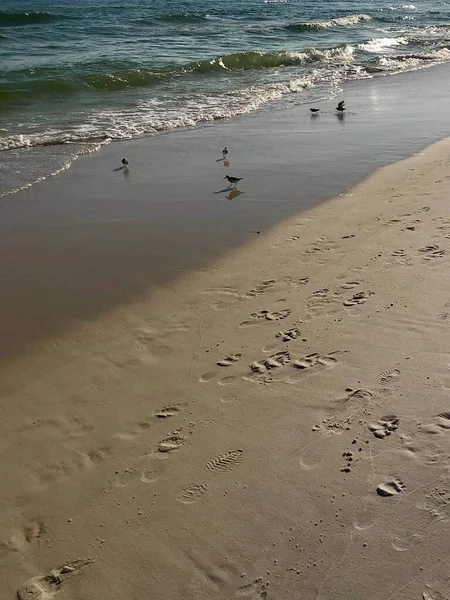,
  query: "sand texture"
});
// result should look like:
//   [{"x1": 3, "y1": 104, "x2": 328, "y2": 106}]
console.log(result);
[{"x1": 1, "y1": 139, "x2": 450, "y2": 599}]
